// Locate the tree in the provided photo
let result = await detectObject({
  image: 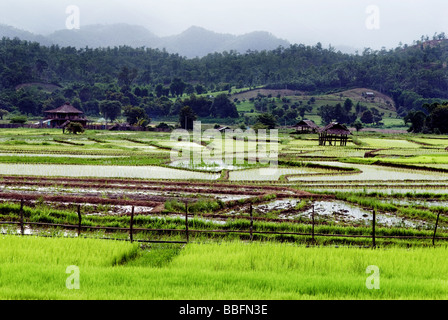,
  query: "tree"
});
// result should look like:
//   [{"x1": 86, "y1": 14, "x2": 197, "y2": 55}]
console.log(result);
[
  {"x1": 404, "y1": 110, "x2": 427, "y2": 133},
  {"x1": 185, "y1": 84, "x2": 195, "y2": 95},
  {"x1": 17, "y1": 96, "x2": 38, "y2": 116},
  {"x1": 65, "y1": 122, "x2": 85, "y2": 134},
  {"x1": 10, "y1": 115, "x2": 27, "y2": 124},
  {"x1": 123, "y1": 105, "x2": 148, "y2": 125},
  {"x1": 118, "y1": 66, "x2": 138, "y2": 87},
  {"x1": 179, "y1": 106, "x2": 197, "y2": 130},
  {"x1": 319, "y1": 103, "x2": 356, "y2": 125},
  {"x1": 195, "y1": 84, "x2": 206, "y2": 95},
  {"x1": 344, "y1": 98, "x2": 353, "y2": 113},
  {"x1": 353, "y1": 120, "x2": 363, "y2": 132},
  {"x1": 361, "y1": 110, "x2": 374, "y2": 124},
  {"x1": 99, "y1": 100, "x2": 122, "y2": 122},
  {"x1": 256, "y1": 113, "x2": 277, "y2": 129},
  {"x1": 182, "y1": 94, "x2": 212, "y2": 117},
  {"x1": 210, "y1": 94, "x2": 239, "y2": 118},
  {"x1": 0, "y1": 109, "x2": 8, "y2": 120},
  {"x1": 170, "y1": 78, "x2": 187, "y2": 97},
  {"x1": 370, "y1": 107, "x2": 383, "y2": 125},
  {"x1": 319, "y1": 104, "x2": 335, "y2": 125},
  {"x1": 145, "y1": 97, "x2": 173, "y2": 118},
  {"x1": 155, "y1": 84, "x2": 165, "y2": 98},
  {"x1": 284, "y1": 108, "x2": 299, "y2": 125},
  {"x1": 428, "y1": 103, "x2": 448, "y2": 133},
  {"x1": 272, "y1": 107, "x2": 285, "y2": 118}
]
